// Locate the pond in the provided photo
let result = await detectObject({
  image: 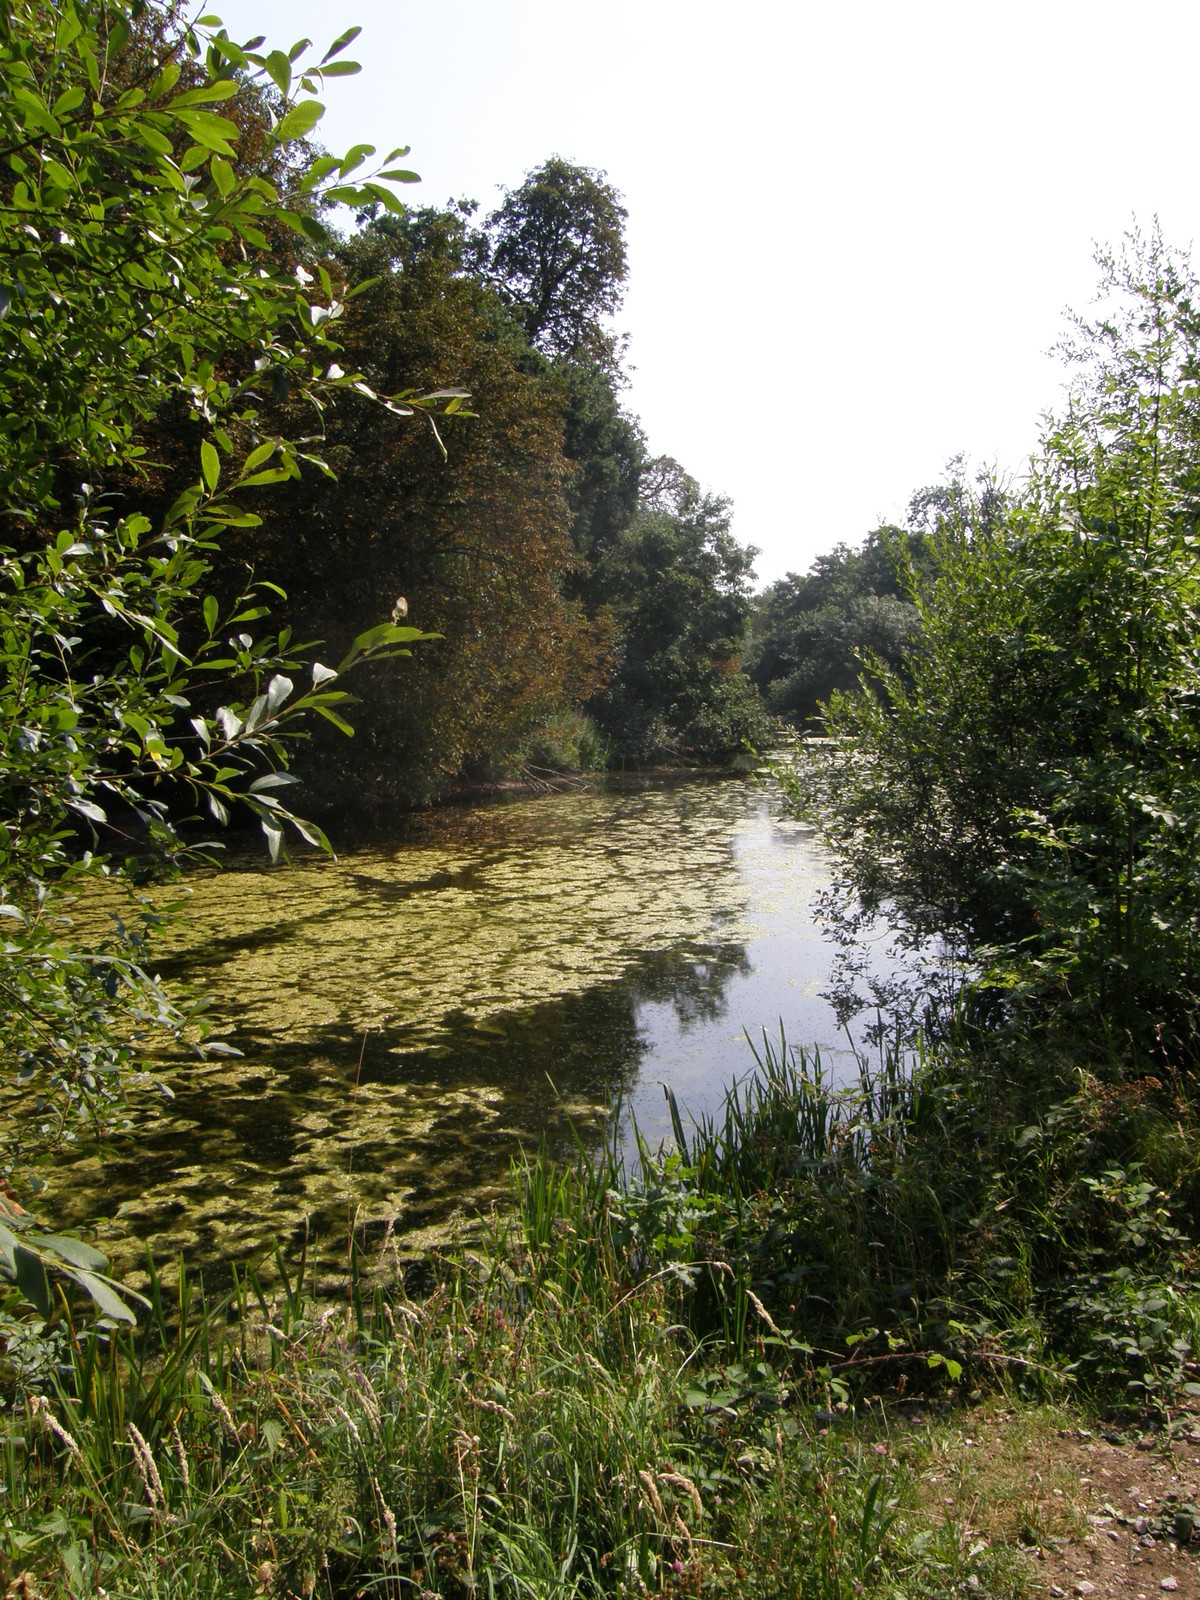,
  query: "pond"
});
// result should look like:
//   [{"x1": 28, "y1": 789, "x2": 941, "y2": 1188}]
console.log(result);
[{"x1": 52, "y1": 773, "x2": 894, "y2": 1284}]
